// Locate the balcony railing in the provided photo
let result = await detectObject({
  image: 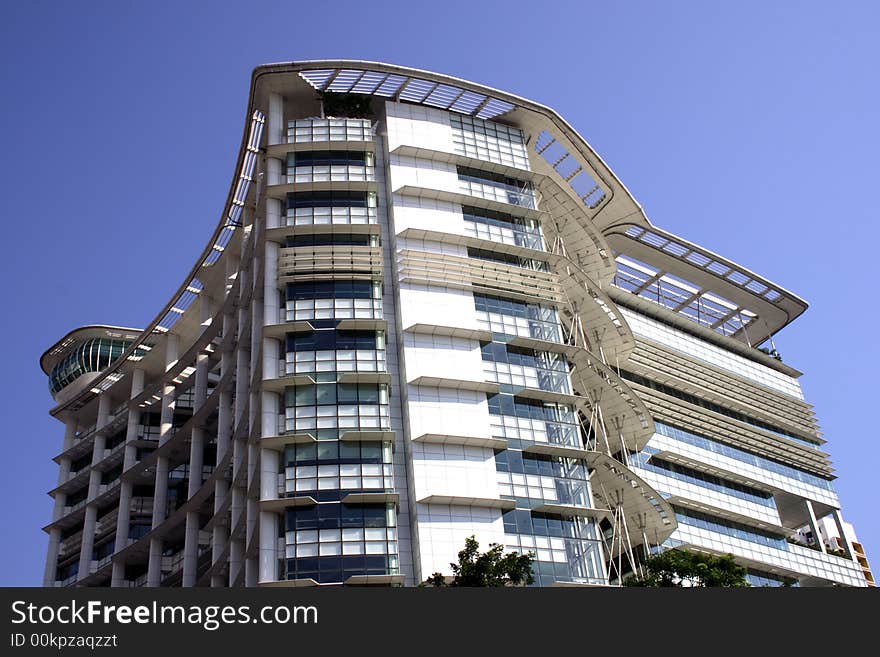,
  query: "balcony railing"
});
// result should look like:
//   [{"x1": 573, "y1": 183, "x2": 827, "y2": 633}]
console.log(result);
[
  {"x1": 285, "y1": 298, "x2": 383, "y2": 322},
  {"x1": 286, "y1": 165, "x2": 375, "y2": 184},
  {"x1": 286, "y1": 118, "x2": 373, "y2": 144},
  {"x1": 285, "y1": 205, "x2": 377, "y2": 227},
  {"x1": 459, "y1": 180, "x2": 536, "y2": 209}
]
